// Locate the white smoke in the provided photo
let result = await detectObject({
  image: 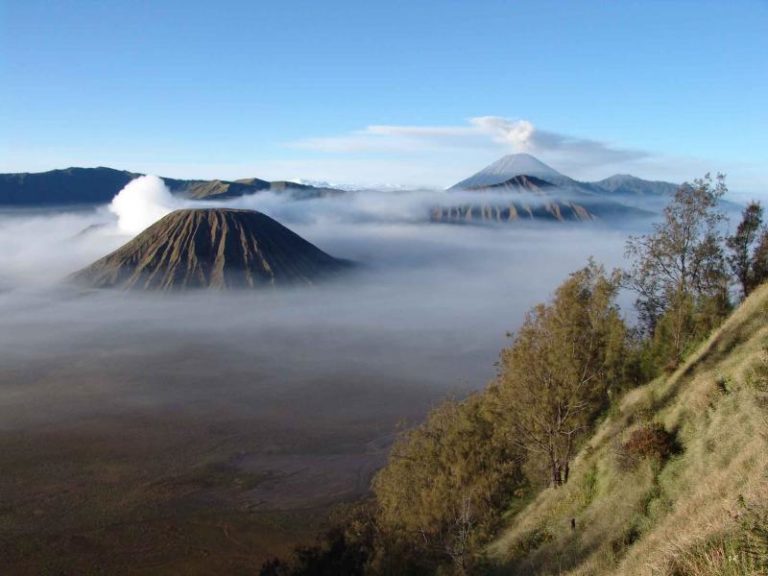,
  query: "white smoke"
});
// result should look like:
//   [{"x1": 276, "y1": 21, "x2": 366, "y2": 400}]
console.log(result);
[
  {"x1": 109, "y1": 175, "x2": 179, "y2": 234},
  {"x1": 470, "y1": 117, "x2": 536, "y2": 150}
]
